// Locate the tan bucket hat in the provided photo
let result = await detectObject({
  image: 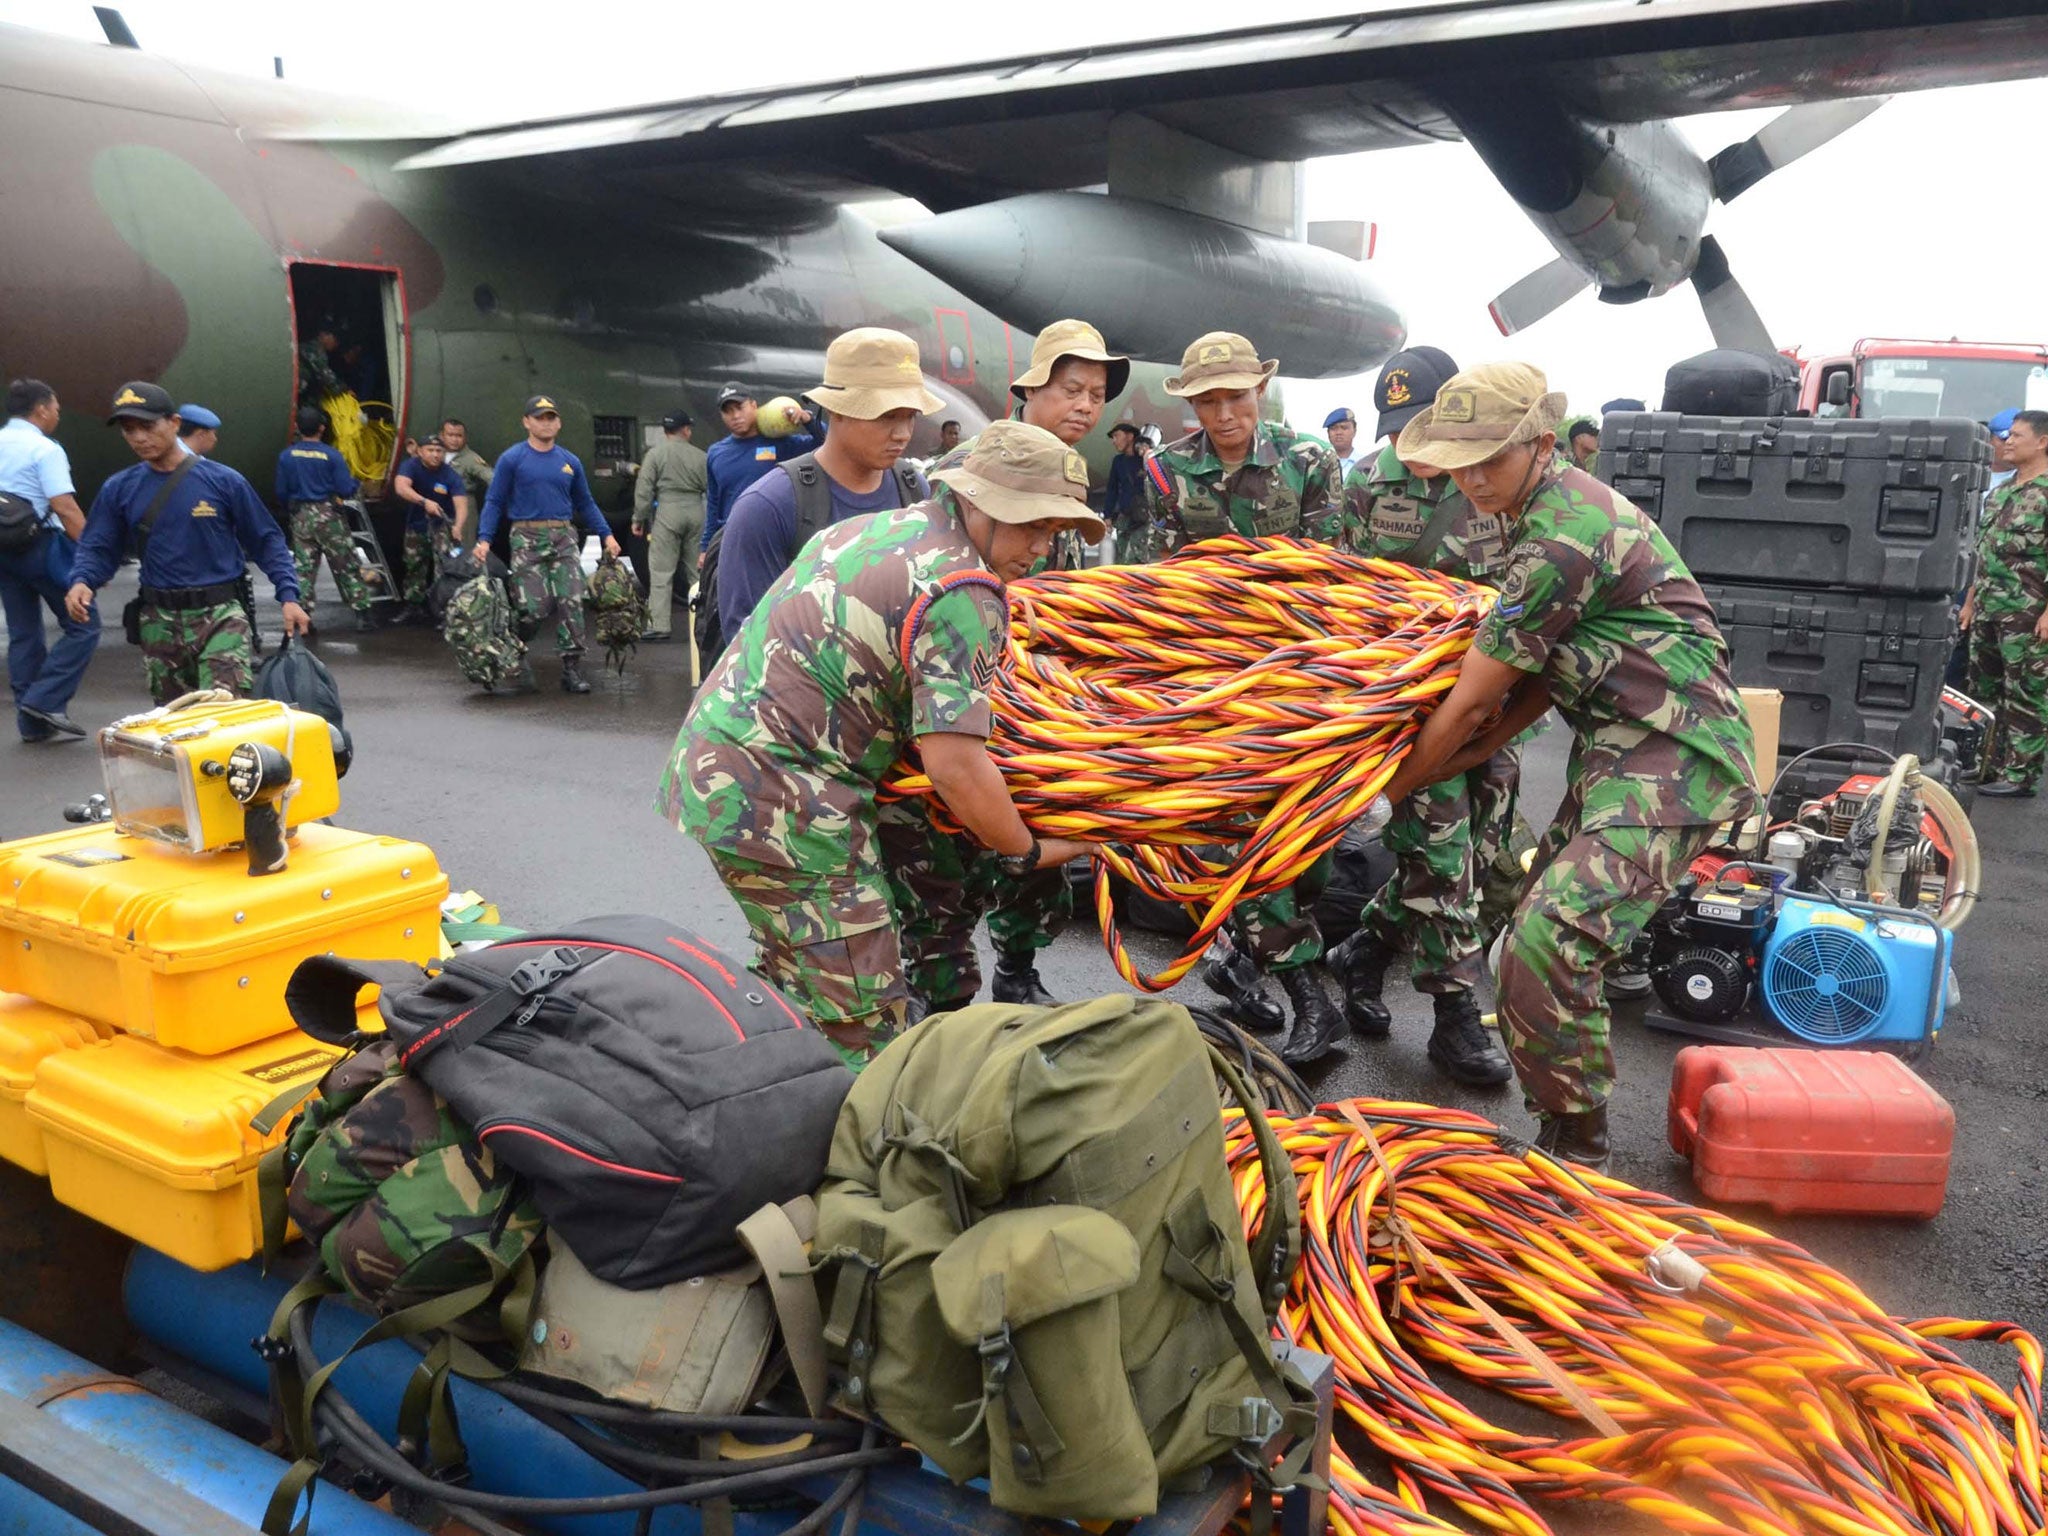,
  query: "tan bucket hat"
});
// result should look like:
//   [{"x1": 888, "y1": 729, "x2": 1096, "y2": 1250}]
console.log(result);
[
  {"x1": 1394, "y1": 362, "x2": 1568, "y2": 471},
  {"x1": 930, "y1": 420, "x2": 1106, "y2": 540},
  {"x1": 1164, "y1": 332, "x2": 1278, "y2": 398},
  {"x1": 806, "y1": 328, "x2": 946, "y2": 419},
  {"x1": 1010, "y1": 319, "x2": 1131, "y2": 401}
]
